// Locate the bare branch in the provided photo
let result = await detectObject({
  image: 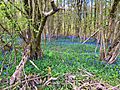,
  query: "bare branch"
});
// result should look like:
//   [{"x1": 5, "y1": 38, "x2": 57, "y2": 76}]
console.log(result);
[
  {"x1": 43, "y1": 0, "x2": 65, "y2": 17},
  {"x1": 51, "y1": 0, "x2": 58, "y2": 11}
]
